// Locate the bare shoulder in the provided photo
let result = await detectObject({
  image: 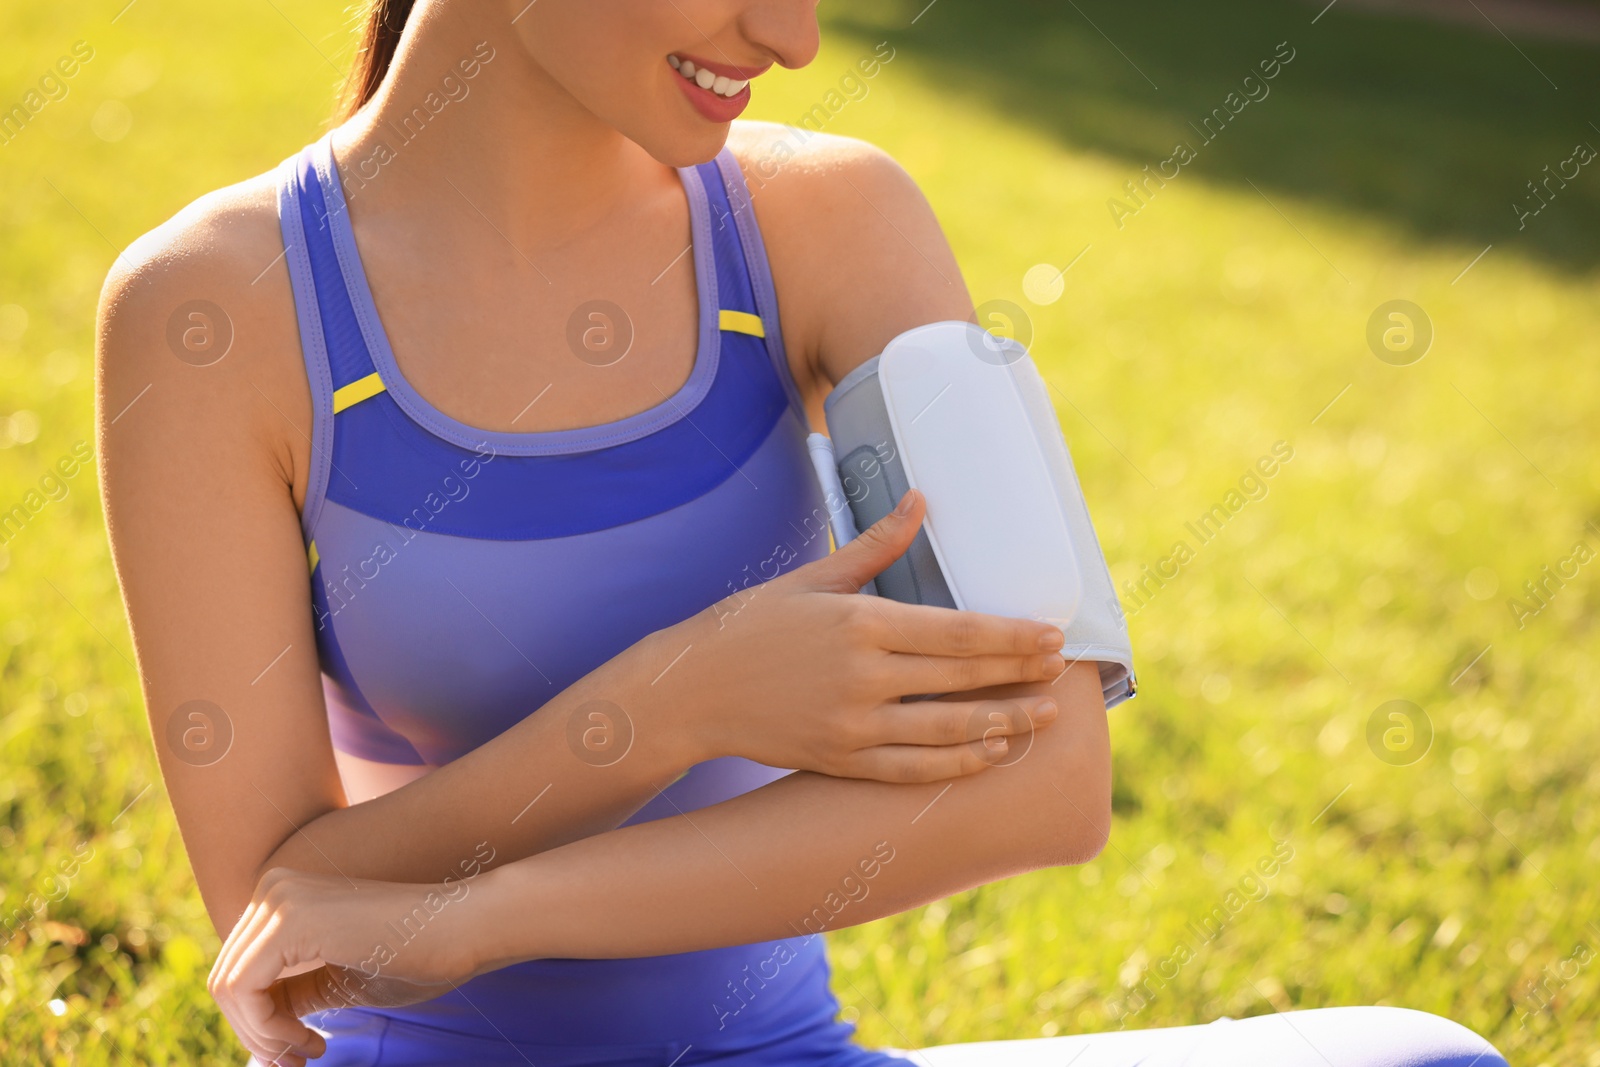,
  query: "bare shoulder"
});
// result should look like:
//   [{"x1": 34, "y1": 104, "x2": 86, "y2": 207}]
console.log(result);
[
  {"x1": 100, "y1": 168, "x2": 288, "y2": 360},
  {"x1": 724, "y1": 122, "x2": 973, "y2": 402},
  {"x1": 96, "y1": 164, "x2": 310, "y2": 502},
  {"x1": 726, "y1": 118, "x2": 904, "y2": 185}
]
